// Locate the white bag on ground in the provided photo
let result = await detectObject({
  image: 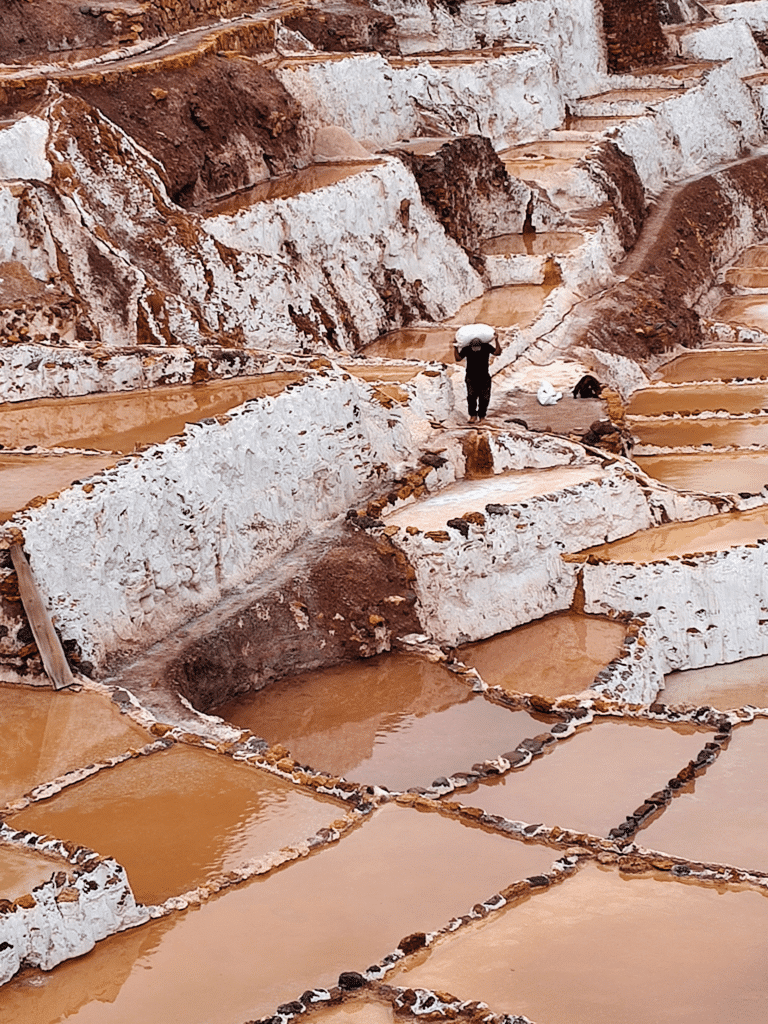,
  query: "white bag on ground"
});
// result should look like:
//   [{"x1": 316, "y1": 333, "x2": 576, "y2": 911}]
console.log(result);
[{"x1": 537, "y1": 380, "x2": 563, "y2": 406}]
